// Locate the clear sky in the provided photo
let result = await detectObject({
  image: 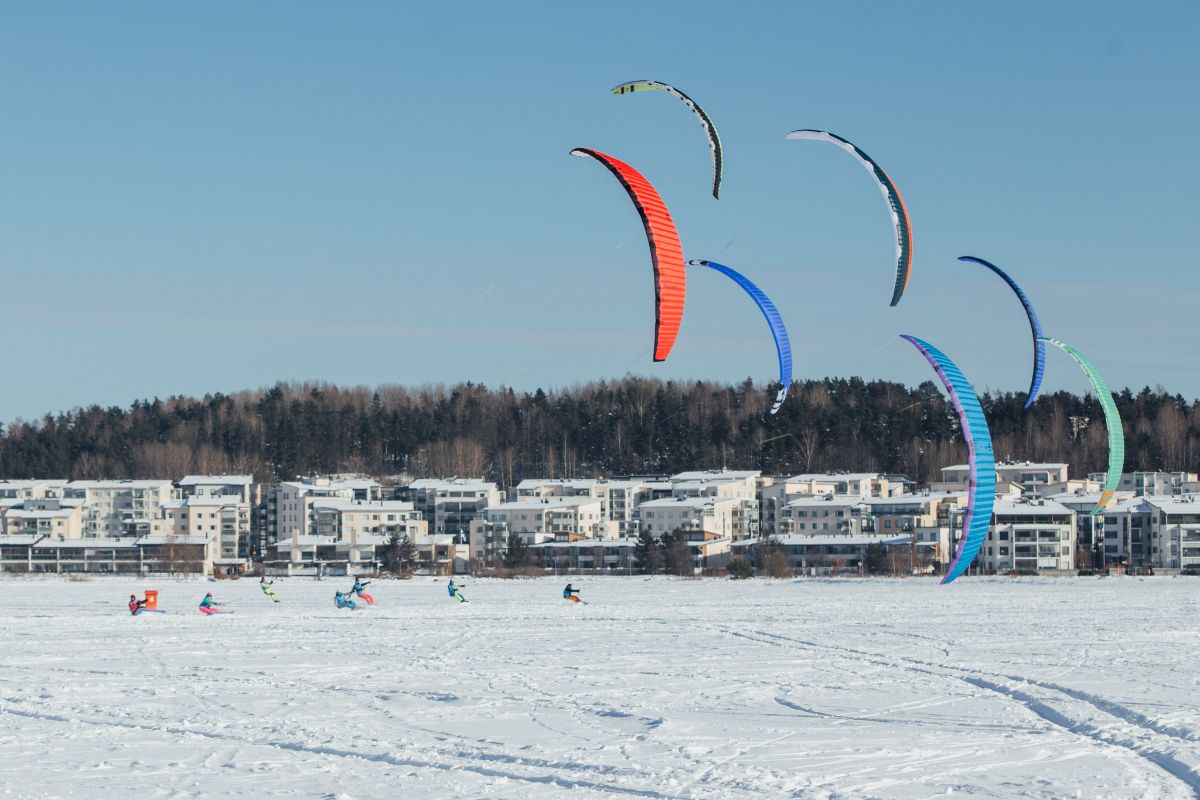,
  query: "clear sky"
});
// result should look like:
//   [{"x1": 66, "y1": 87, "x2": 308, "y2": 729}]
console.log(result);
[{"x1": 1, "y1": 1, "x2": 1197, "y2": 422}]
